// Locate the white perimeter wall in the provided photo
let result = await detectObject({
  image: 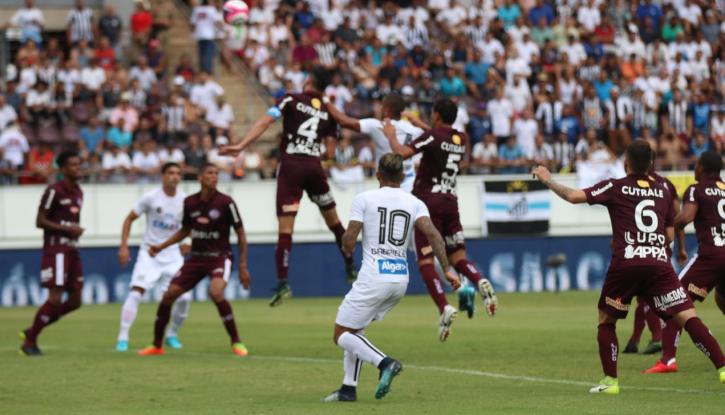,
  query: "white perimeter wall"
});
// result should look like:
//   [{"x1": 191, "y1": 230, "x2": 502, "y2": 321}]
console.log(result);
[{"x1": 0, "y1": 173, "x2": 692, "y2": 249}]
